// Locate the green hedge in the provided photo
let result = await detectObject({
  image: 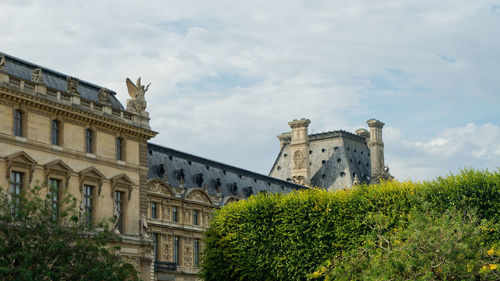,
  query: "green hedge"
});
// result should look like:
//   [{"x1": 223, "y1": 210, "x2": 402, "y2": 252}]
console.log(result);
[{"x1": 200, "y1": 169, "x2": 500, "y2": 281}]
